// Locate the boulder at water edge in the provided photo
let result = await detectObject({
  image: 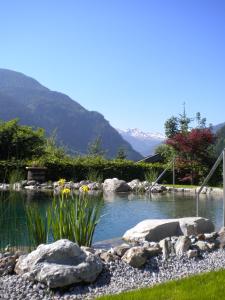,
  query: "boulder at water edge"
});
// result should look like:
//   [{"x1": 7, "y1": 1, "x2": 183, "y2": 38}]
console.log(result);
[
  {"x1": 15, "y1": 239, "x2": 103, "y2": 288},
  {"x1": 123, "y1": 217, "x2": 214, "y2": 243},
  {"x1": 103, "y1": 178, "x2": 132, "y2": 193}
]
